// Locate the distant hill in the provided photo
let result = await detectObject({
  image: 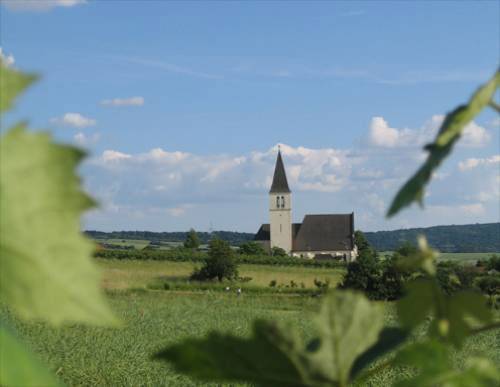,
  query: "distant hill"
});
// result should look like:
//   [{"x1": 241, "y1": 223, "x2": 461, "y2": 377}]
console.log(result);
[
  {"x1": 364, "y1": 223, "x2": 500, "y2": 253},
  {"x1": 87, "y1": 222, "x2": 500, "y2": 252},
  {"x1": 86, "y1": 230, "x2": 255, "y2": 246}
]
